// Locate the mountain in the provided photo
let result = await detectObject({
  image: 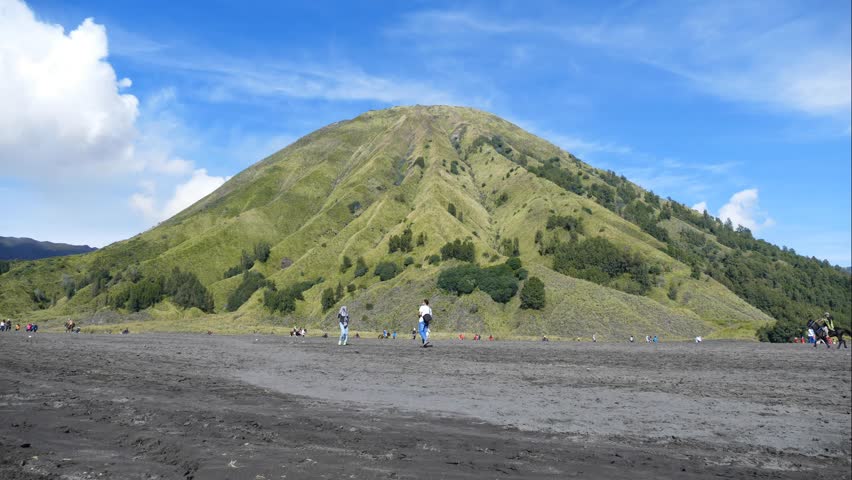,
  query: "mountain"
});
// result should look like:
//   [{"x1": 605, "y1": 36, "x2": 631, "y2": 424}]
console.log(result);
[
  {"x1": 0, "y1": 236, "x2": 96, "y2": 260},
  {"x1": 0, "y1": 106, "x2": 848, "y2": 339}
]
